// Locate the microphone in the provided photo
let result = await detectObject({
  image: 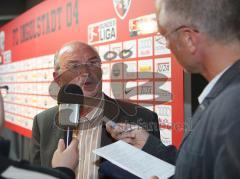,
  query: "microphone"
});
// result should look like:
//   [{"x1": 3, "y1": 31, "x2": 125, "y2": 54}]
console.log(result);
[
  {"x1": 0, "y1": 85, "x2": 9, "y2": 90},
  {"x1": 57, "y1": 84, "x2": 83, "y2": 147}
]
